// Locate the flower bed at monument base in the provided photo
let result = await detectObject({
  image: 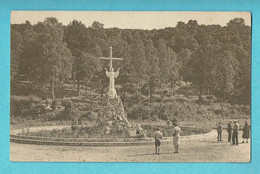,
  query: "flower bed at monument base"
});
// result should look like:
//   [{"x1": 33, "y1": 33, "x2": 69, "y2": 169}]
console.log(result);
[
  {"x1": 10, "y1": 124, "x2": 216, "y2": 146},
  {"x1": 16, "y1": 124, "x2": 211, "y2": 139}
]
